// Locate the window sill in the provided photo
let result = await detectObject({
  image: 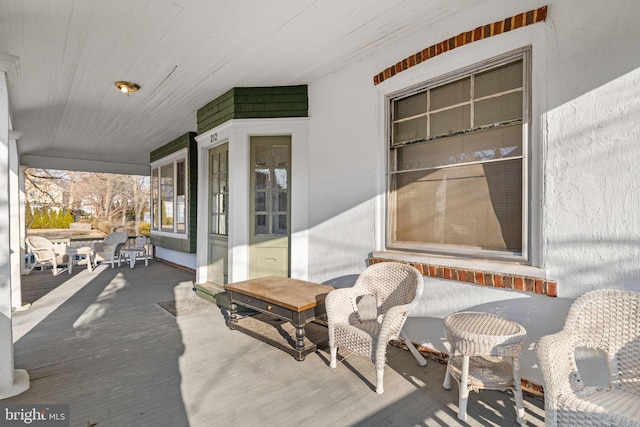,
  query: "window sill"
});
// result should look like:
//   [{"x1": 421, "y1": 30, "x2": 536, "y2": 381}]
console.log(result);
[
  {"x1": 371, "y1": 250, "x2": 557, "y2": 297},
  {"x1": 151, "y1": 230, "x2": 188, "y2": 239}
]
